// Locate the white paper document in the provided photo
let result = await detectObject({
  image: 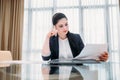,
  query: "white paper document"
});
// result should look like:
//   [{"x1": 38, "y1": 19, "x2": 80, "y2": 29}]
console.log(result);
[
  {"x1": 49, "y1": 44, "x2": 107, "y2": 64},
  {"x1": 75, "y1": 44, "x2": 107, "y2": 59}
]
